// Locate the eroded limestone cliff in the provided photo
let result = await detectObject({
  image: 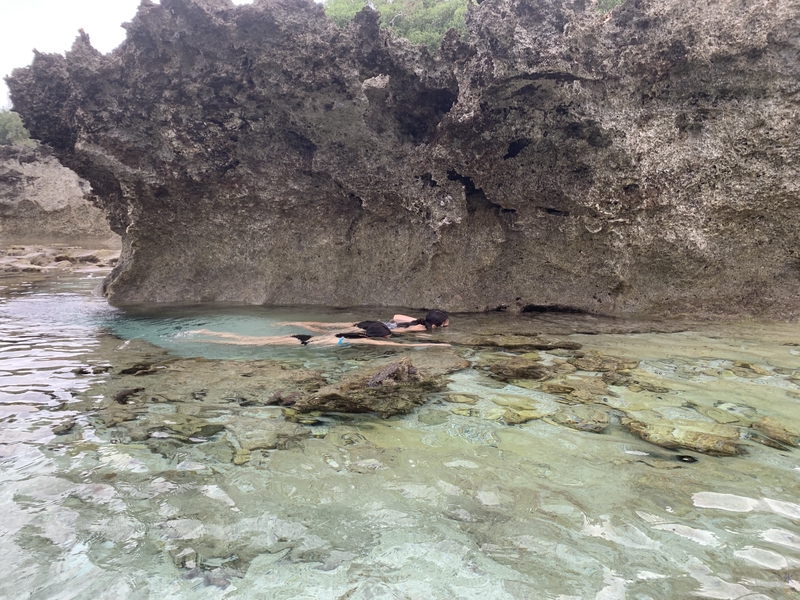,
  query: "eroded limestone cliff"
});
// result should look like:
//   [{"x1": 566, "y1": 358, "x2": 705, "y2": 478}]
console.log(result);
[
  {"x1": 0, "y1": 145, "x2": 114, "y2": 241},
  {"x1": 7, "y1": 0, "x2": 800, "y2": 315}
]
